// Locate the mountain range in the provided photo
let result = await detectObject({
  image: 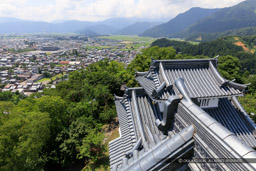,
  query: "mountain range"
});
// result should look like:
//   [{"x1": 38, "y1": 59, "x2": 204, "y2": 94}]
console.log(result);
[
  {"x1": 185, "y1": 0, "x2": 256, "y2": 34},
  {"x1": 0, "y1": 0, "x2": 256, "y2": 40},
  {"x1": 0, "y1": 17, "x2": 164, "y2": 36},
  {"x1": 141, "y1": 0, "x2": 256, "y2": 41},
  {"x1": 115, "y1": 22, "x2": 161, "y2": 35},
  {"x1": 140, "y1": 7, "x2": 218, "y2": 37}
]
